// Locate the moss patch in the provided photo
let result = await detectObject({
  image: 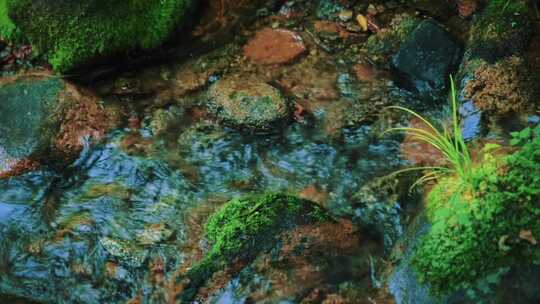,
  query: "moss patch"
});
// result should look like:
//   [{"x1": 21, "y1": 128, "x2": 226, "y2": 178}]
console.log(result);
[
  {"x1": 468, "y1": 0, "x2": 534, "y2": 62},
  {"x1": 412, "y1": 126, "x2": 540, "y2": 294},
  {"x1": 1, "y1": 0, "x2": 195, "y2": 72},
  {"x1": 463, "y1": 56, "x2": 536, "y2": 114},
  {"x1": 178, "y1": 193, "x2": 331, "y2": 302}
]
